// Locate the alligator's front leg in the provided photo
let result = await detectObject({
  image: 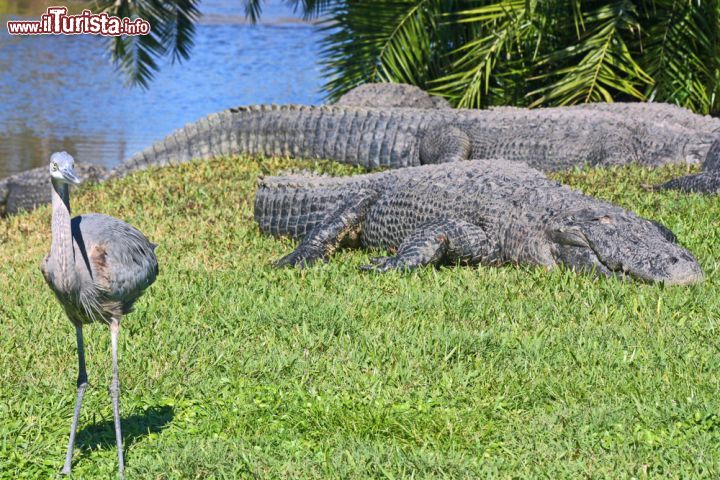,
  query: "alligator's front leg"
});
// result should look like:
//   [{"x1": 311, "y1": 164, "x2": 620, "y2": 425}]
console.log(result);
[
  {"x1": 274, "y1": 189, "x2": 379, "y2": 268},
  {"x1": 360, "y1": 219, "x2": 496, "y2": 272},
  {"x1": 419, "y1": 126, "x2": 471, "y2": 164}
]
